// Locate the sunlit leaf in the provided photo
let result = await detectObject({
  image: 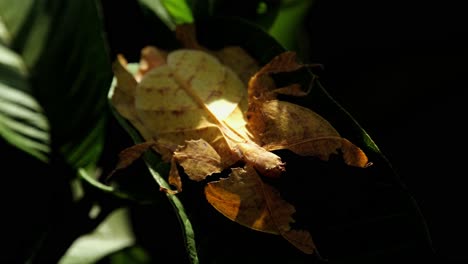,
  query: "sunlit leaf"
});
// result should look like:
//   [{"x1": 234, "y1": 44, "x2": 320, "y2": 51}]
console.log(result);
[{"x1": 0, "y1": 39, "x2": 50, "y2": 161}]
